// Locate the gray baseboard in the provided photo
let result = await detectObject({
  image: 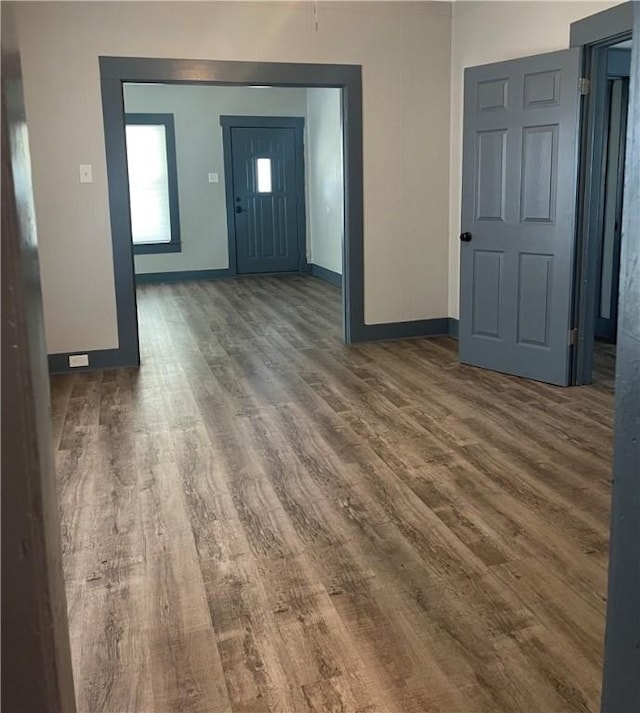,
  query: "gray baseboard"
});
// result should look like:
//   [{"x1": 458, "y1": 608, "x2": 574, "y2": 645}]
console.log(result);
[
  {"x1": 48, "y1": 313, "x2": 459, "y2": 374},
  {"x1": 135, "y1": 268, "x2": 232, "y2": 284},
  {"x1": 350, "y1": 317, "x2": 454, "y2": 343},
  {"x1": 309, "y1": 264, "x2": 342, "y2": 288},
  {"x1": 48, "y1": 348, "x2": 138, "y2": 374}
]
